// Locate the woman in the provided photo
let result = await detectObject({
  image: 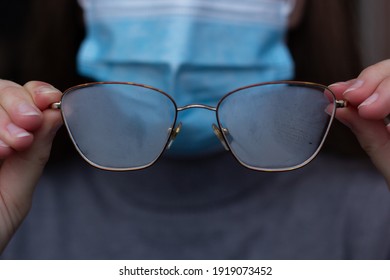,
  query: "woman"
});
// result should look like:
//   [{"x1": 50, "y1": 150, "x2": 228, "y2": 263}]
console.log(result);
[{"x1": 1, "y1": 0, "x2": 390, "y2": 259}]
